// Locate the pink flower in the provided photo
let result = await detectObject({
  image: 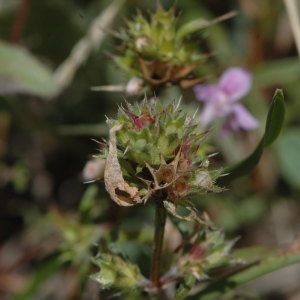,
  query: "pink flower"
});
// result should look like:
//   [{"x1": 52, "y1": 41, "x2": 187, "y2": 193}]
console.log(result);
[{"x1": 194, "y1": 67, "x2": 259, "y2": 136}]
